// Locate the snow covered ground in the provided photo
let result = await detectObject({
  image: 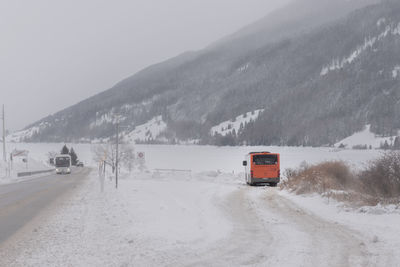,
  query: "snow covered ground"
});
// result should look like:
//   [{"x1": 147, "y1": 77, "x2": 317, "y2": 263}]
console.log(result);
[{"x1": 1, "y1": 143, "x2": 399, "y2": 266}]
